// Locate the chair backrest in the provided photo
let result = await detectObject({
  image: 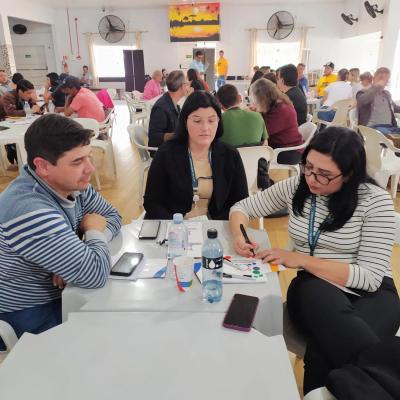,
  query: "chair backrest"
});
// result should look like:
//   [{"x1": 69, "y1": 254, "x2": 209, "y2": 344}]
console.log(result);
[
  {"x1": 331, "y1": 98, "x2": 354, "y2": 126},
  {"x1": 0, "y1": 320, "x2": 18, "y2": 352},
  {"x1": 358, "y1": 125, "x2": 388, "y2": 175},
  {"x1": 132, "y1": 90, "x2": 143, "y2": 100},
  {"x1": 107, "y1": 88, "x2": 117, "y2": 100},
  {"x1": 237, "y1": 145, "x2": 274, "y2": 194},
  {"x1": 298, "y1": 121, "x2": 317, "y2": 146},
  {"x1": 127, "y1": 124, "x2": 153, "y2": 162},
  {"x1": 74, "y1": 118, "x2": 100, "y2": 138},
  {"x1": 348, "y1": 107, "x2": 358, "y2": 130}
]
